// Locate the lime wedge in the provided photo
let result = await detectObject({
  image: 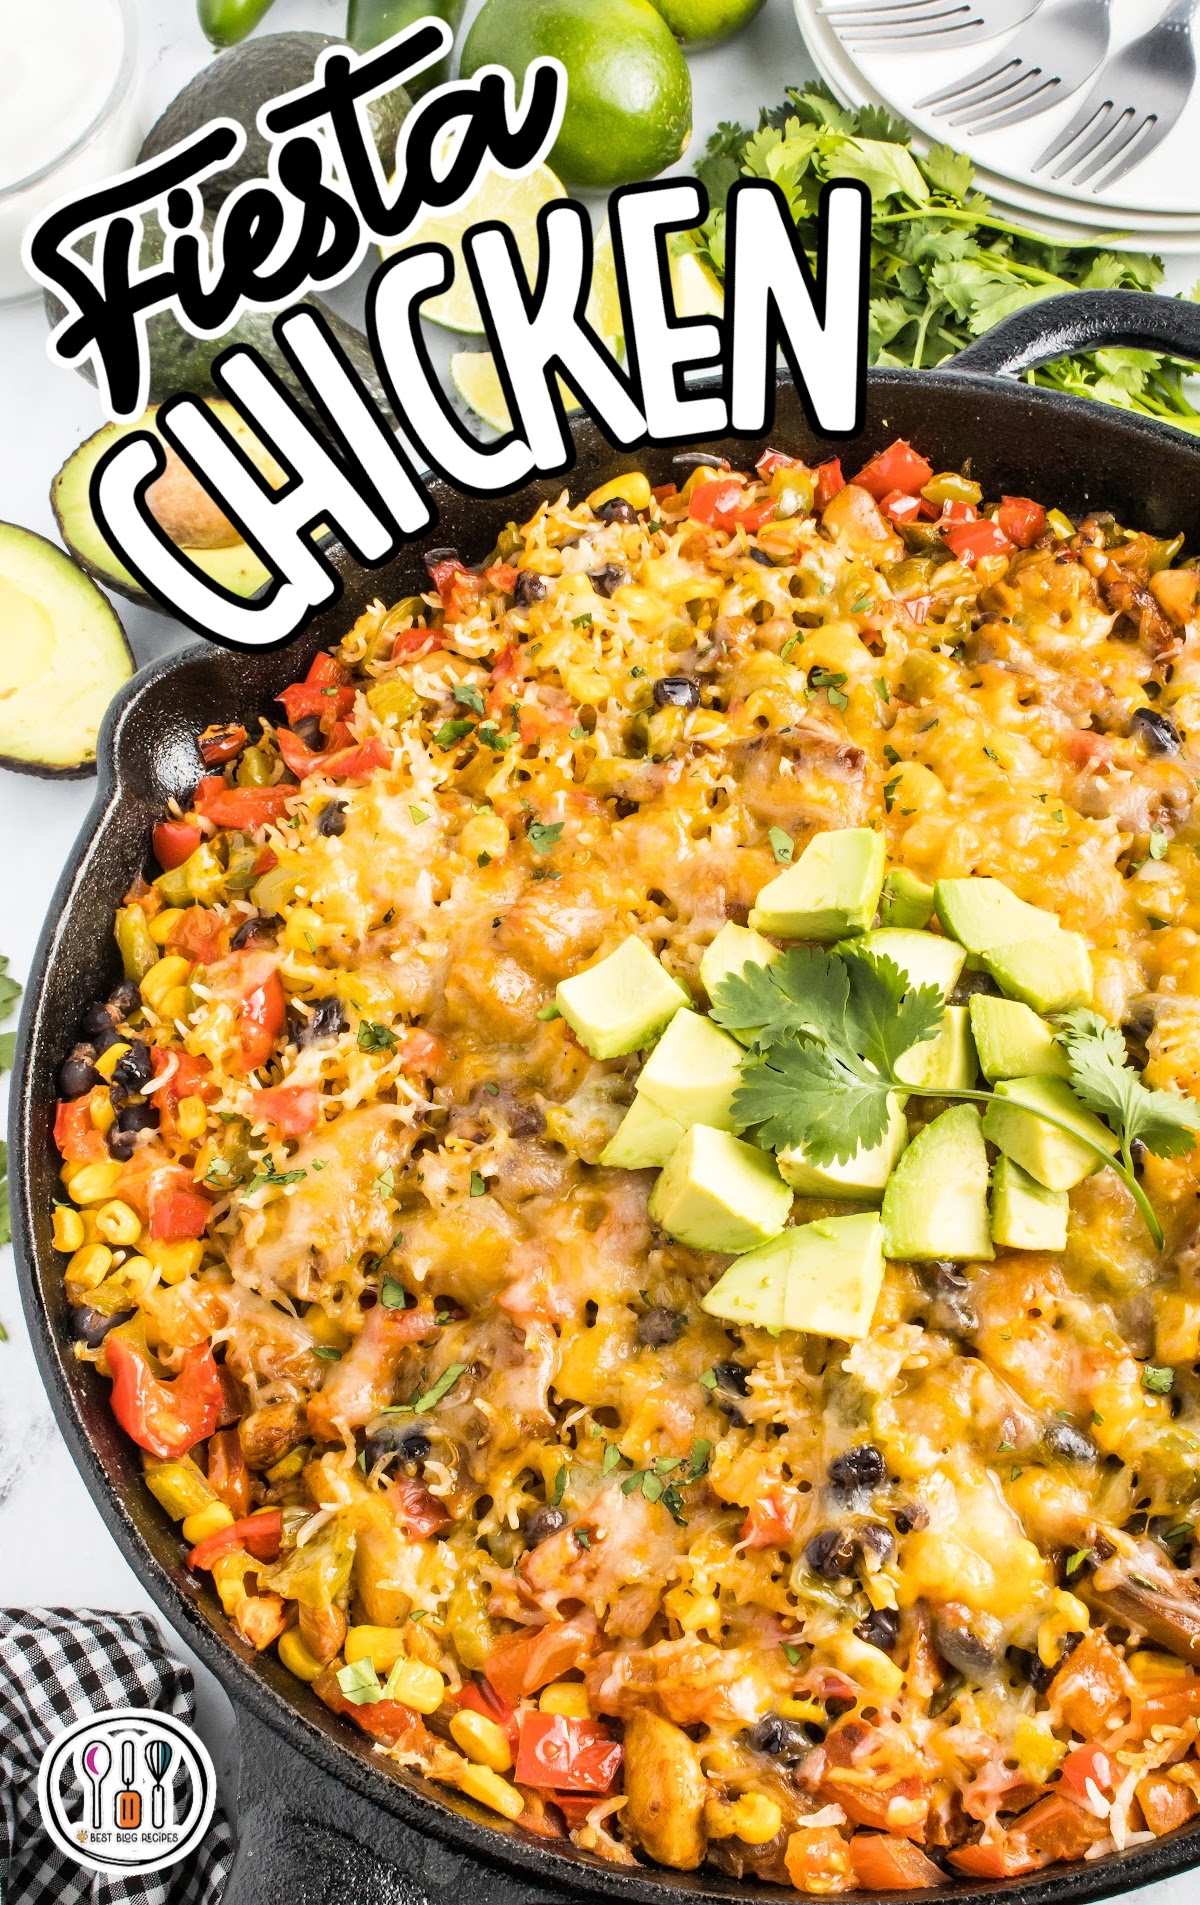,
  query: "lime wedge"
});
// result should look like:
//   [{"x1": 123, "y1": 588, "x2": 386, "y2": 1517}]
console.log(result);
[
  {"x1": 450, "y1": 352, "x2": 583, "y2": 435},
  {"x1": 669, "y1": 242, "x2": 725, "y2": 320},
  {"x1": 385, "y1": 160, "x2": 566, "y2": 335},
  {"x1": 586, "y1": 218, "x2": 625, "y2": 351}
]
